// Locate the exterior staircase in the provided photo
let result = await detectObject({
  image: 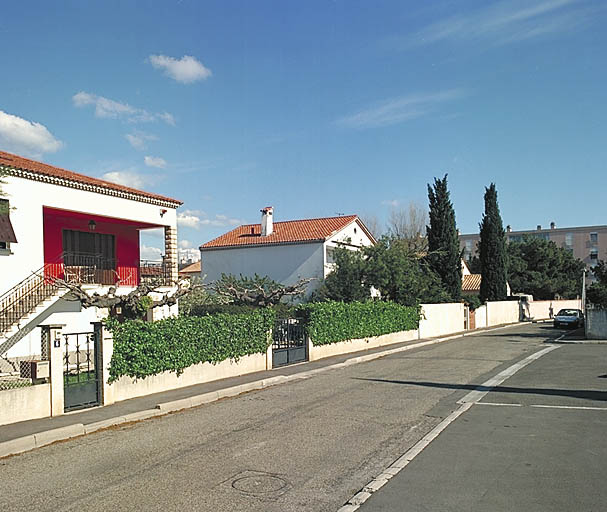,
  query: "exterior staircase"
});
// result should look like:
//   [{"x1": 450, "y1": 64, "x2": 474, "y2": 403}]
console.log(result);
[{"x1": 0, "y1": 265, "x2": 66, "y2": 357}]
